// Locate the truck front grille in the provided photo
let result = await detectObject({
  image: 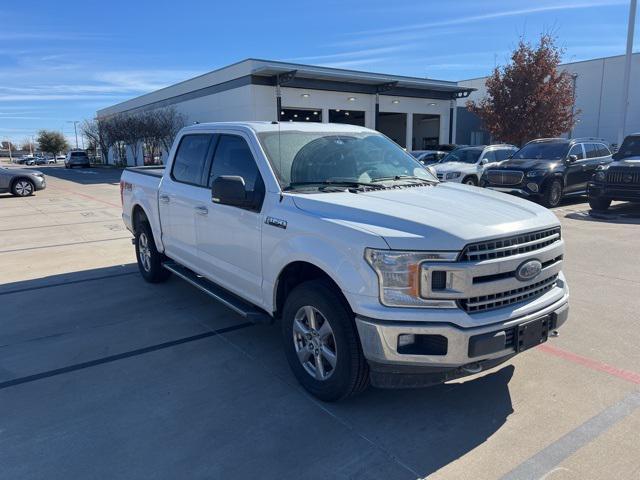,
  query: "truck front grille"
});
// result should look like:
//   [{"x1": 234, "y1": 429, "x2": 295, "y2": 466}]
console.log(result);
[
  {"x1": 606, "y1": 170, "x2": 640, "y2": 185},
  {"x1": 461, "y1": 227, "x2": 561, "y2": 261},
  {"x1": 459, "y1": 274, "x2": 559, "y2": 313},
  {"x1": 486, "y1": 170, "x2": 524, "y2": 185}
]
